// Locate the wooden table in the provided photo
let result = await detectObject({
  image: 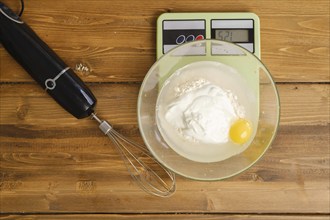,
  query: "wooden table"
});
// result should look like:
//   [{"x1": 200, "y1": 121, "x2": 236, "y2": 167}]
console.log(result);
[{"x1": 0, "y1": 0, "x2": 329, "y2": 219}]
